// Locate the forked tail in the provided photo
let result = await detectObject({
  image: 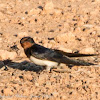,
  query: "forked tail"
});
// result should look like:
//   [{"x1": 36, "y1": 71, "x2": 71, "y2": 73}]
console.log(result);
[{"x1": 61, "y1": 56, "x2": 95, "y2": 66}]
